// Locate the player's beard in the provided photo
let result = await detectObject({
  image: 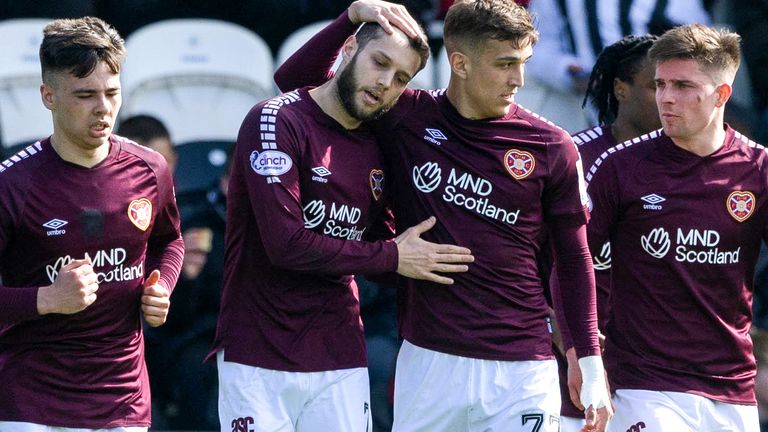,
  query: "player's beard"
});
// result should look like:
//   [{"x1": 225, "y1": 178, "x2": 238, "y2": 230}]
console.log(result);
[{"x1": 336, "y1": 54, "x2": 396, "y2": 122}]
